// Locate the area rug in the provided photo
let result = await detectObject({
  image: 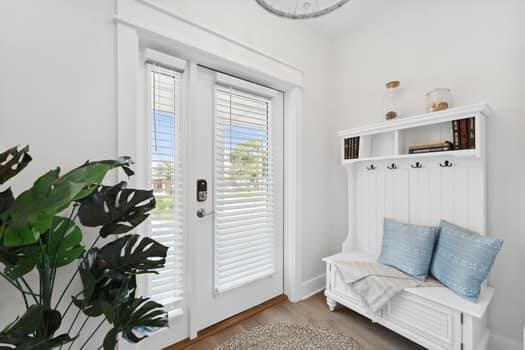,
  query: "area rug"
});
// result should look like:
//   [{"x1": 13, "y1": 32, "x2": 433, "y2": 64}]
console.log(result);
[{"x1": 215, "y1": 323, "x2": 363, "y2": 350}]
